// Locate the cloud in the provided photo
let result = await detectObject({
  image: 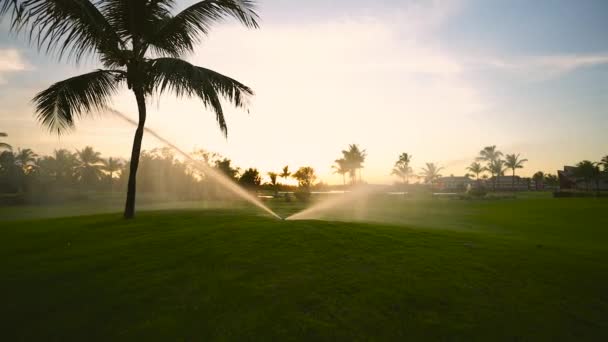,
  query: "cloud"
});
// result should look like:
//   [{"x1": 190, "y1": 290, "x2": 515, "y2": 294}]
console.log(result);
[
  {"x1": 475, "y1": 53, "x2": 608, "y2": 81},
  {"x1": 0, "y1": 48, "x2": 27, "y2": 84}
]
